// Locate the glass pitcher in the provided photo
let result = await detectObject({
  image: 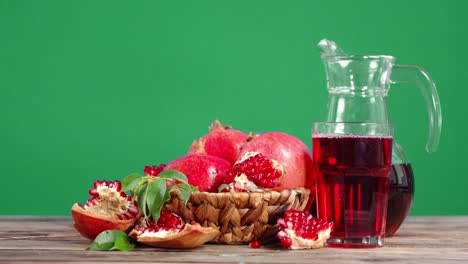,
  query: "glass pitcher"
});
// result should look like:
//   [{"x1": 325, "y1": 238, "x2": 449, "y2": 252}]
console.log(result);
[{"x1": 318, "y1": 41, "x2": 442, "y2": 236}]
